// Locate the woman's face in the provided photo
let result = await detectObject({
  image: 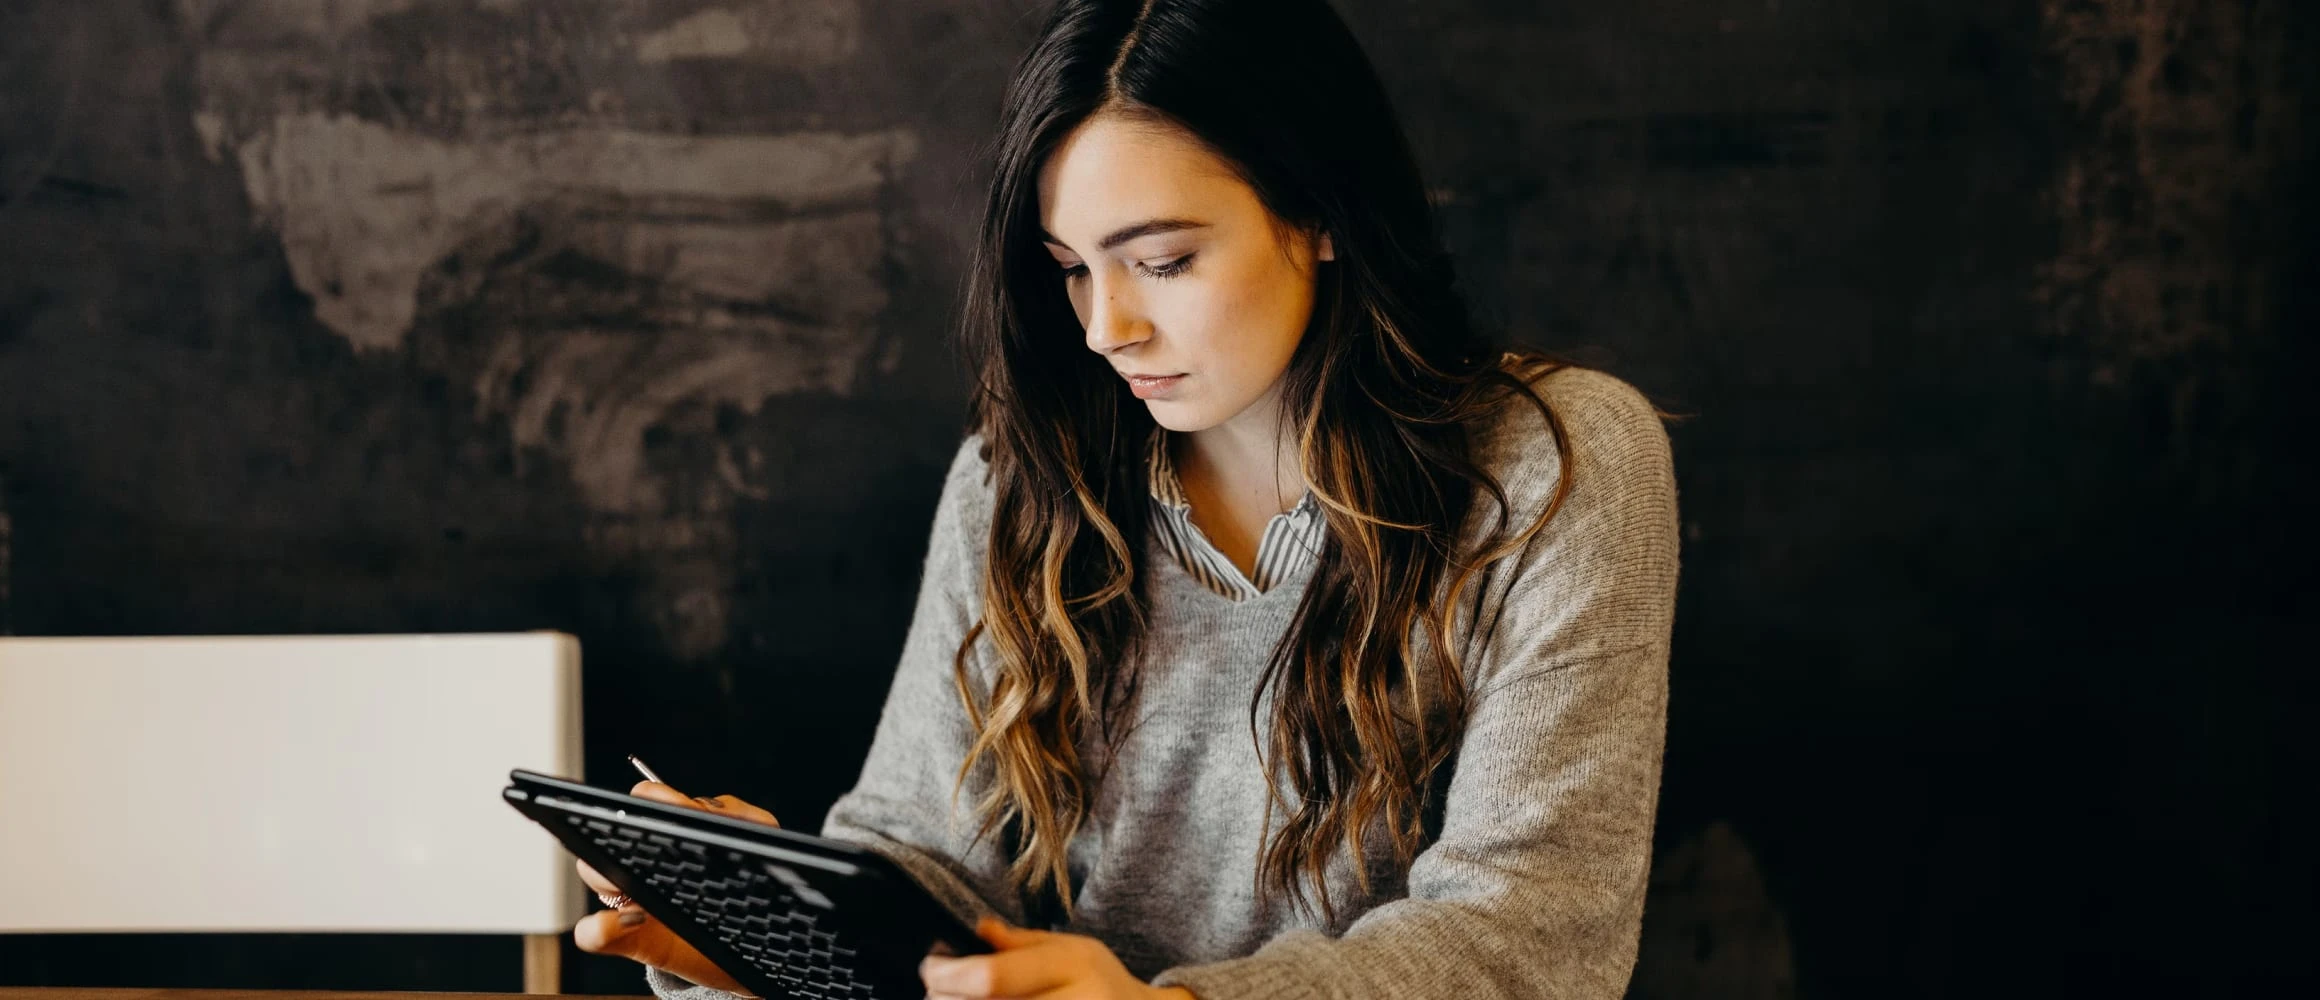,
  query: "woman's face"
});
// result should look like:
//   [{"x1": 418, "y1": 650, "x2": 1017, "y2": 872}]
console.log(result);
[{"x1": 1036, "y1": 115, "x2": 1334, "y2": 438}]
